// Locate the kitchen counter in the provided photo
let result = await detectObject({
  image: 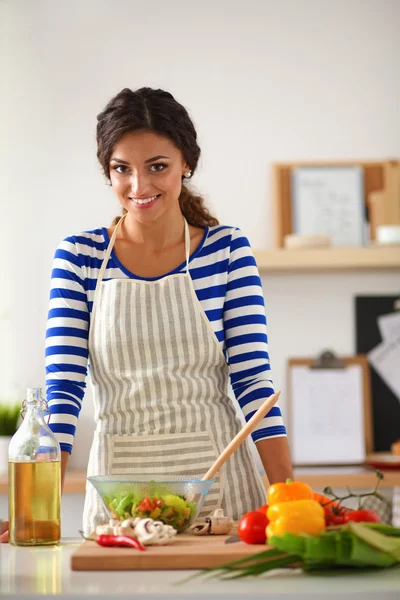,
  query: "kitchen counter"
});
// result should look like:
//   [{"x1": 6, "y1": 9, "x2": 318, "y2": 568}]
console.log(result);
[
  {"x1": 1, "y1": 465, "x2": 399, "y2": 495},
  {"x1": 1, "y1": 539, "x2": 400, "y2": 599}
]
